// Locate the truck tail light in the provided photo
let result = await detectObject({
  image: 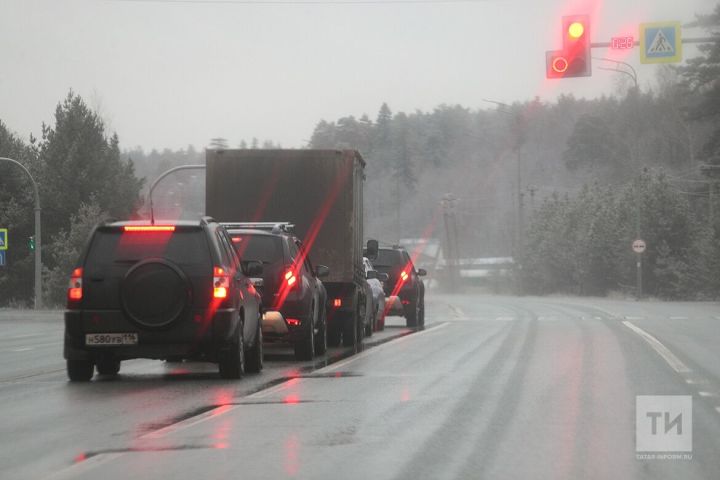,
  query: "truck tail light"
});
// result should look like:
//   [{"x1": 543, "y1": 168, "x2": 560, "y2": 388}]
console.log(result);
[
  {"x1": 286, "y1": 318, "x2": 301, "y2": 326},
  {"x1": 333, "y1": 298, "x2": 342, "y2": 308},
  {"x1": 213, "y1": 266, "x2": 230, "y2": 299},
  {"x1": 67, "y1": 267, "x2": 83, "y2": 307}
]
